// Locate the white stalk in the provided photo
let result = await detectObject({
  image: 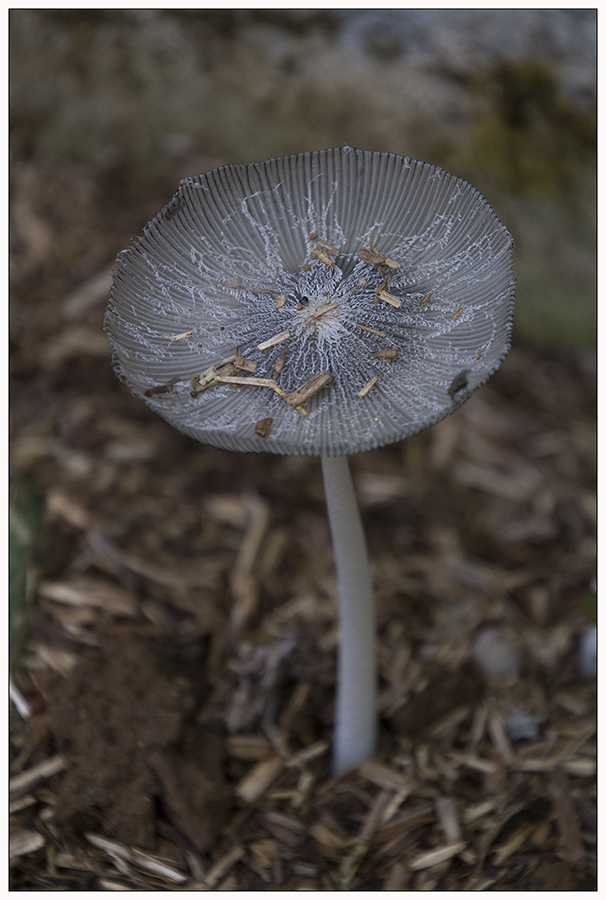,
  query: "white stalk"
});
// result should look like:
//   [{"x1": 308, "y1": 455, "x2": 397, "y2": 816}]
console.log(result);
[{"x1": 321, "y1": 454, "x2": 377, "y2": 775}]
